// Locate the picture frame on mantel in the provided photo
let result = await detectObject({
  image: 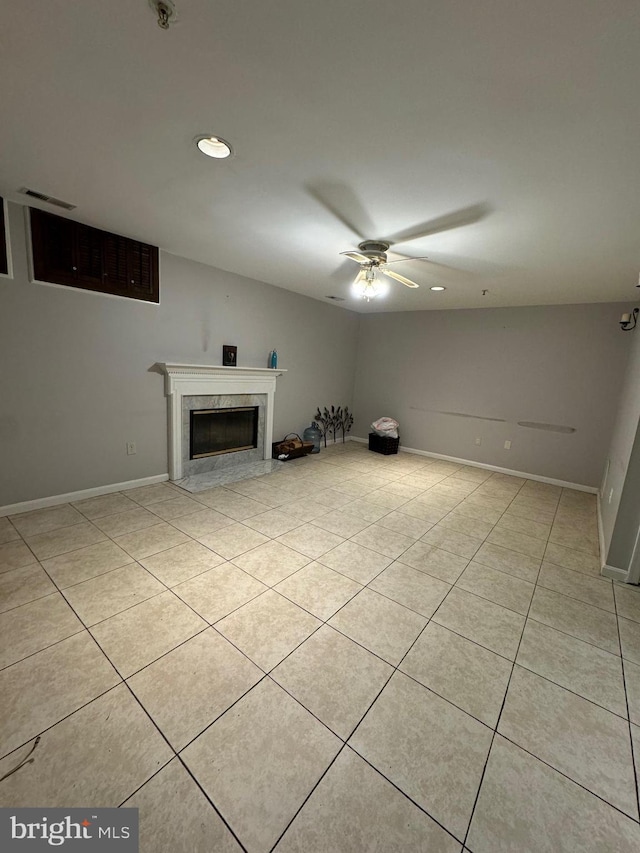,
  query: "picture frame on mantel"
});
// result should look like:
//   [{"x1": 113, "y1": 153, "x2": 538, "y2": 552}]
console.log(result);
[{"x1": 222, "y1": 345, "x2": 237, "y2": 367}]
